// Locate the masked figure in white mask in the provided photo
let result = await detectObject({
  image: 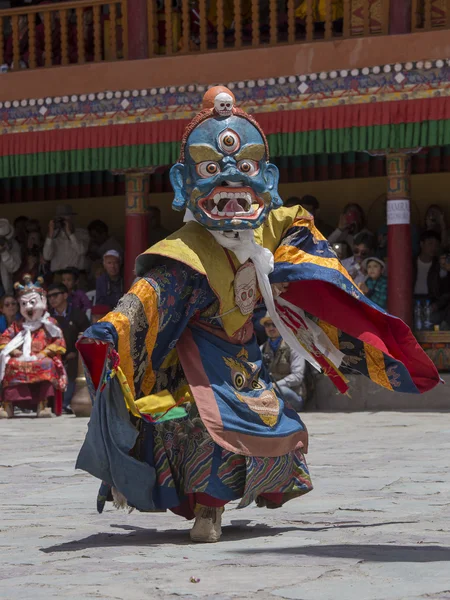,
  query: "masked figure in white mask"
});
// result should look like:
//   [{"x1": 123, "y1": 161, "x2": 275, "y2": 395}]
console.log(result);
[{"x1": 0, "y1": 275, "x2": 67, "y2": 418}]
